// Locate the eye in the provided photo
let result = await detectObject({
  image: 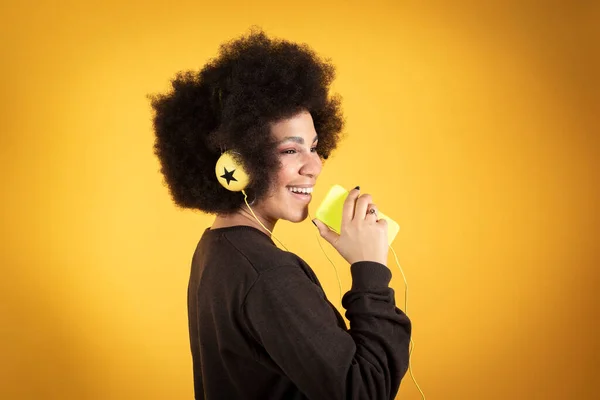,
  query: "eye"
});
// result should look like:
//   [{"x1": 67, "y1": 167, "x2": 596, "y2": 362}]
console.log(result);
[{"x1": 281, "y1": 146, "x2": 318, "y2": 155}]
